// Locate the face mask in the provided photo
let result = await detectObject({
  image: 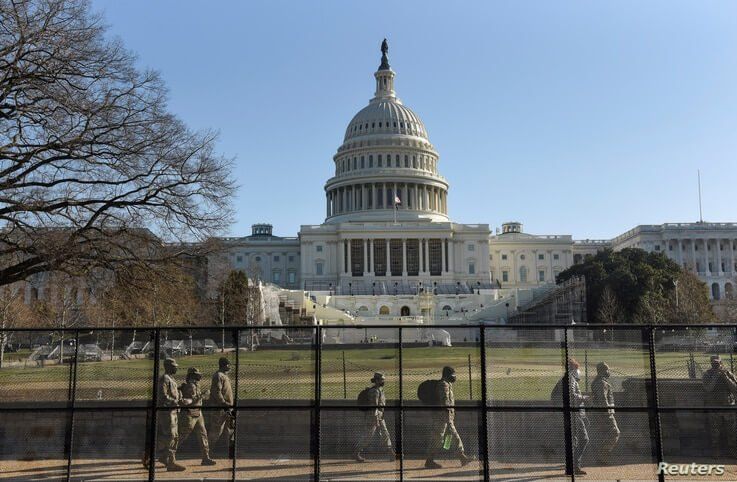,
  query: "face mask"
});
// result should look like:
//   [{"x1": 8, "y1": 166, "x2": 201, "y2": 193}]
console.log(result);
[
  {"x1": 572, "y1": 369, "x2": 581, "y2": 380},
  {"x1": 222, "y1": 365, "x2": 231, "y2": 372},
  {"x1": 448, "y1": 375, "x2": 457, "y2": 383},
  {"x1": 603, "y1": 371, "x2": 610, "y2": 378},
  {"x1": 377, "y1": 381, "x2": 385, "y2": 387}
]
